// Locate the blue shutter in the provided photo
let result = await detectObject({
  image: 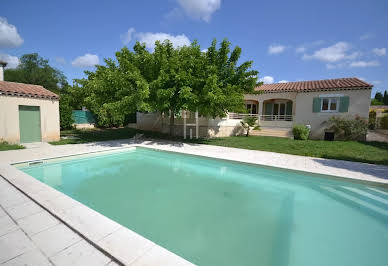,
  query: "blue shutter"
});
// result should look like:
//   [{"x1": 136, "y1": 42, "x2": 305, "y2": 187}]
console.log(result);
[
  {"x1": 312, "y1": 97, "x2": 321, "y2": 113},
  {"x1": 339, "y1": 96, "x2": 349, "y2": 112}
]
